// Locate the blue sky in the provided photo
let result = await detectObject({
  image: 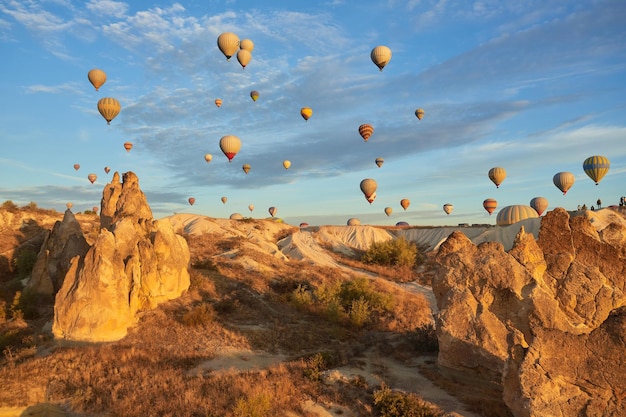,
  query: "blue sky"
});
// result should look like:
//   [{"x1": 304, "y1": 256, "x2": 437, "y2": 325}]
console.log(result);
[{"x1": 1, "y1": 0, "x2": 625, "y2": 226}]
